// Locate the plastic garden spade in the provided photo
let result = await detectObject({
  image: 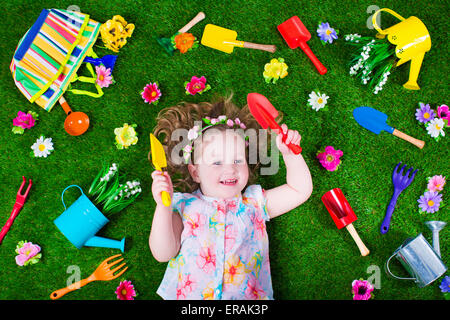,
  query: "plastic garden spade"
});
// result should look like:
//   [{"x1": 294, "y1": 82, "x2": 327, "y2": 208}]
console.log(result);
[
  {"x1": 277, "y1": 16, "x2": 327, "y2": 75},
  {"x1": 201, "y1": 24, "x2": 276, "y2": 54},
  {"x1": 380, "y1": 162, "x2": 417, "y2": 234},
  {"x1": 353, "y1": 107, "x2": 425, "y2": 149},
  {"x1": 247, "y1": 93, "x2": 302, "y2": 154},
  {"x1": 150, "y1": 133, "x2": 171, "y2": 206},
  {"x1": 322, "y1": 188, "x2": 370, "y2": 256},
  {"x1": 157, "y1": 12, "x2": 206, "y2": 56}
]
